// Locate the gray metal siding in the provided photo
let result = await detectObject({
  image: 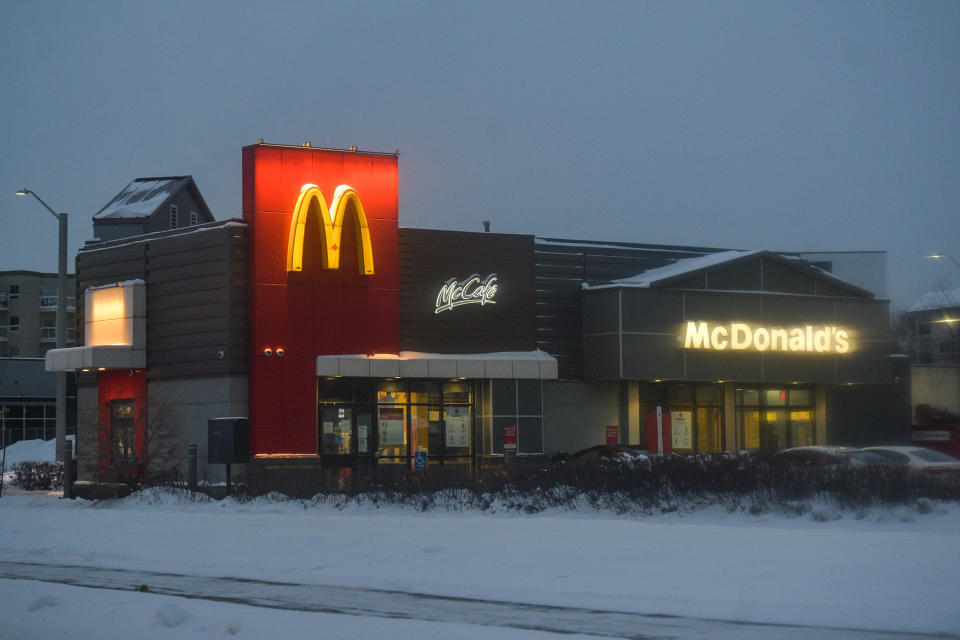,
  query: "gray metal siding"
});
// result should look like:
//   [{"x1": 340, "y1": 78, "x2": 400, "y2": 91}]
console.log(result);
[
  {"x1": 535, "y1": 241, "x2": 723, "y2": 379},
  {"x1": 584, "y1": 288, "x2": 891, "y2": 384}
]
